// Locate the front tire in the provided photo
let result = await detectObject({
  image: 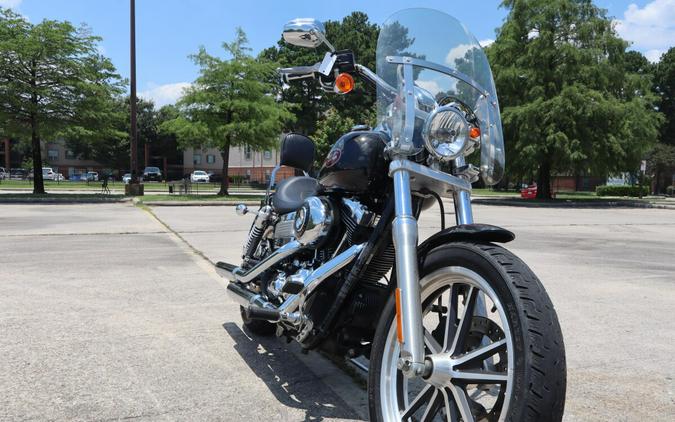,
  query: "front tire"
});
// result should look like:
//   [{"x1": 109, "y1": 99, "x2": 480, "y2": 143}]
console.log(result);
[{"x1": 368, "y1": 242, "x2": 566, "y2": 421}]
